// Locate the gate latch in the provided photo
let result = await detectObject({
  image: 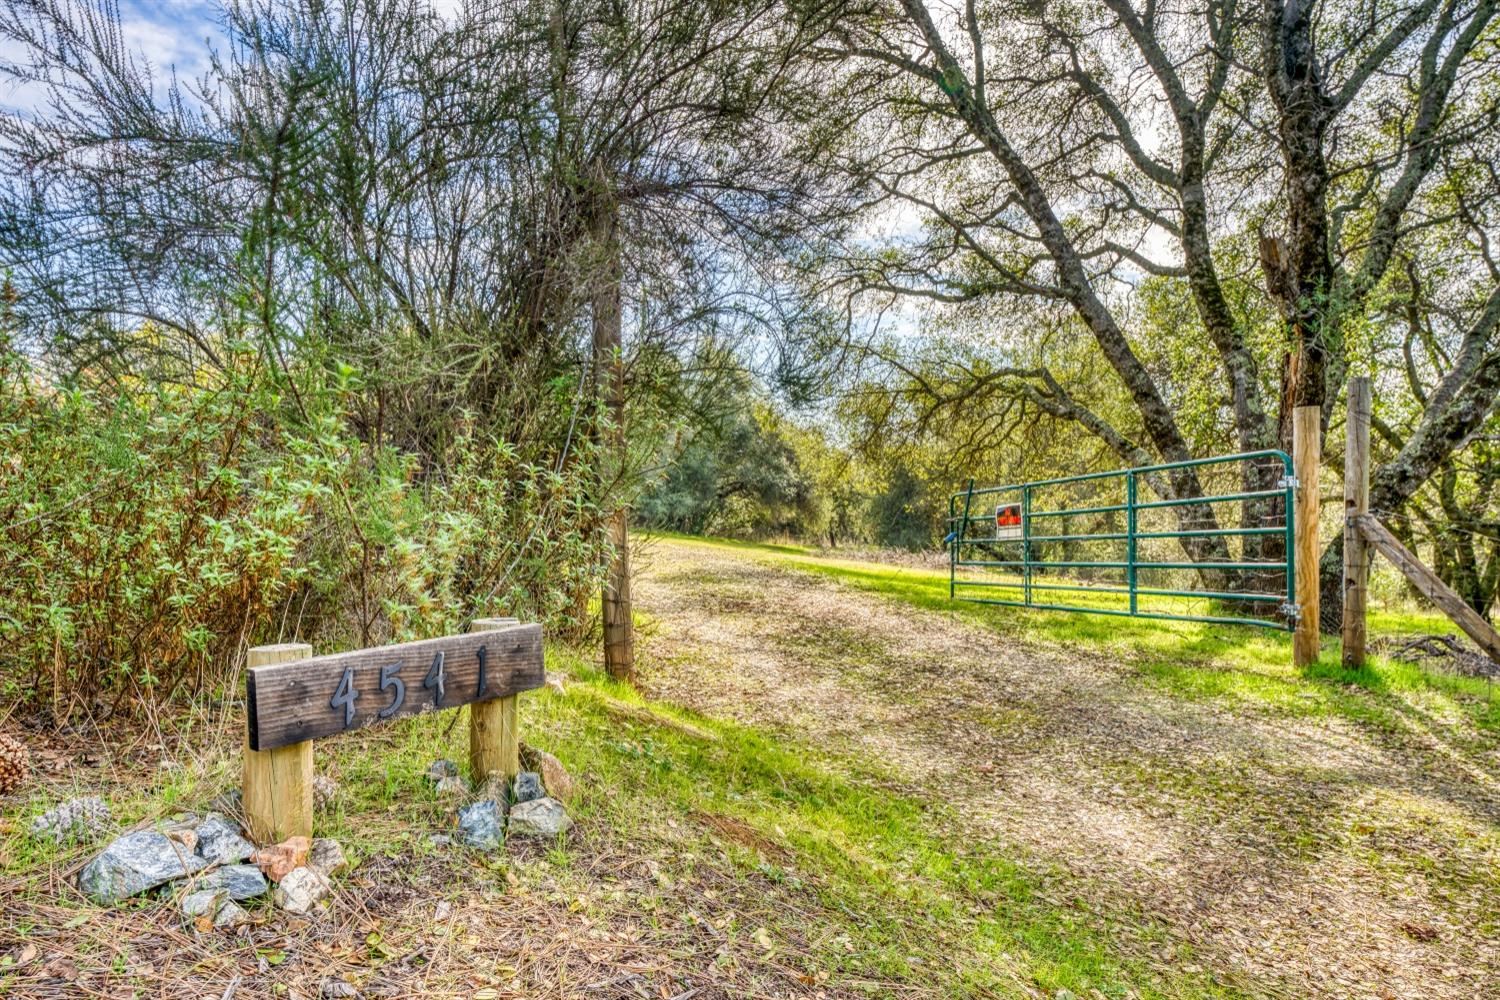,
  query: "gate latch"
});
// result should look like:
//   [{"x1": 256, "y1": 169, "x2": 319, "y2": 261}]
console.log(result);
[
  {"x1": 1277, "y1": 475, "x2": 1300, "y2": 489},
  {"x1": 1279, "y1": 602, "x2": 1301, "y2": 621}
]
